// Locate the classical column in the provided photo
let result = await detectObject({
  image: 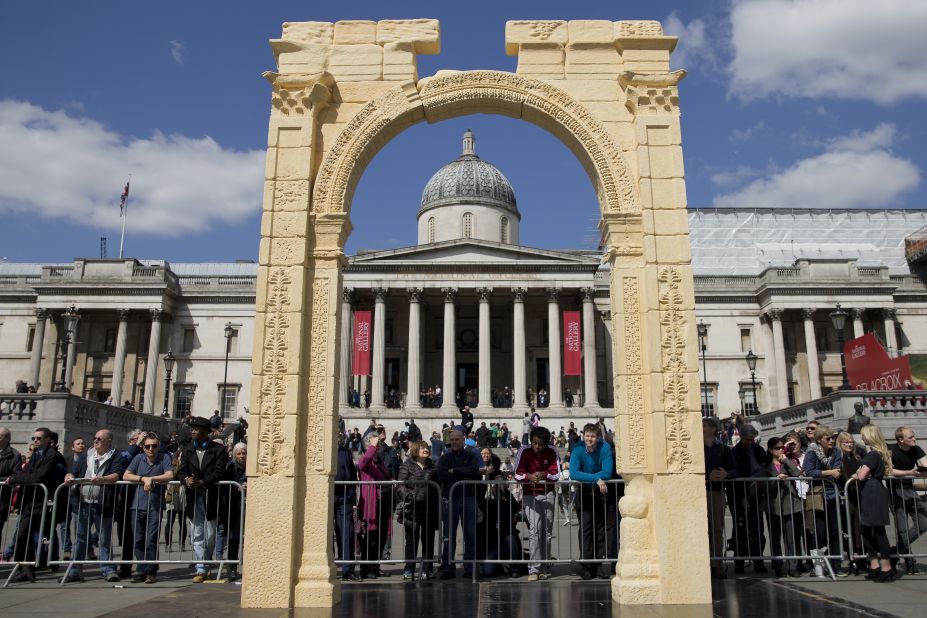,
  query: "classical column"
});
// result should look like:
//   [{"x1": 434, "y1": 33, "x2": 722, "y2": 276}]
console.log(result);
[
  {"x1": 581, "y1": 288, "x2": 599, "y2": 408},
  {"x1": 29, "y1": 309, "x2": 47, "y2": 390},
  {"x1": 440, "y1": 288, "x2": 458, "y2": 412},
  {"x1": 802, "y1": 308, "x2": 822, "y2": 401},
  {"x1": 143, "y1": 310, "x2": 162, "y2": 414},
  {"x1": 370, "y1": 288, "x2": 388, "y2": 412},
  {"x1": 64, "y1": 310, "x2": 81, "y2": 393},
  {"x1": 111, "y1": 309, "x2": 130, "y2": 406},
  {"x1": 405, "y1": 288, "x2": 423, "y2": 411},
  {"x1": 546, "y1": 288, "x2": 564, "y2": 410},
  {"x1": 851, "y1": 308, "x2": 865, "y2": 339},
  {"x1": 339, "y1": 288, "x2": 353, "y2": 408},
  {"x1": 768, "y1": 309, "x2": 789, "y2": 409},
  {"x1": 476, "y1": 287, "x2": 493, "y2": 412},
  {"x1": 512, "y1": 288, "x2": 529, "y2": 411},
  {"x1": 884, "y1": 309, "x2": 898, "y2": 357}
]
